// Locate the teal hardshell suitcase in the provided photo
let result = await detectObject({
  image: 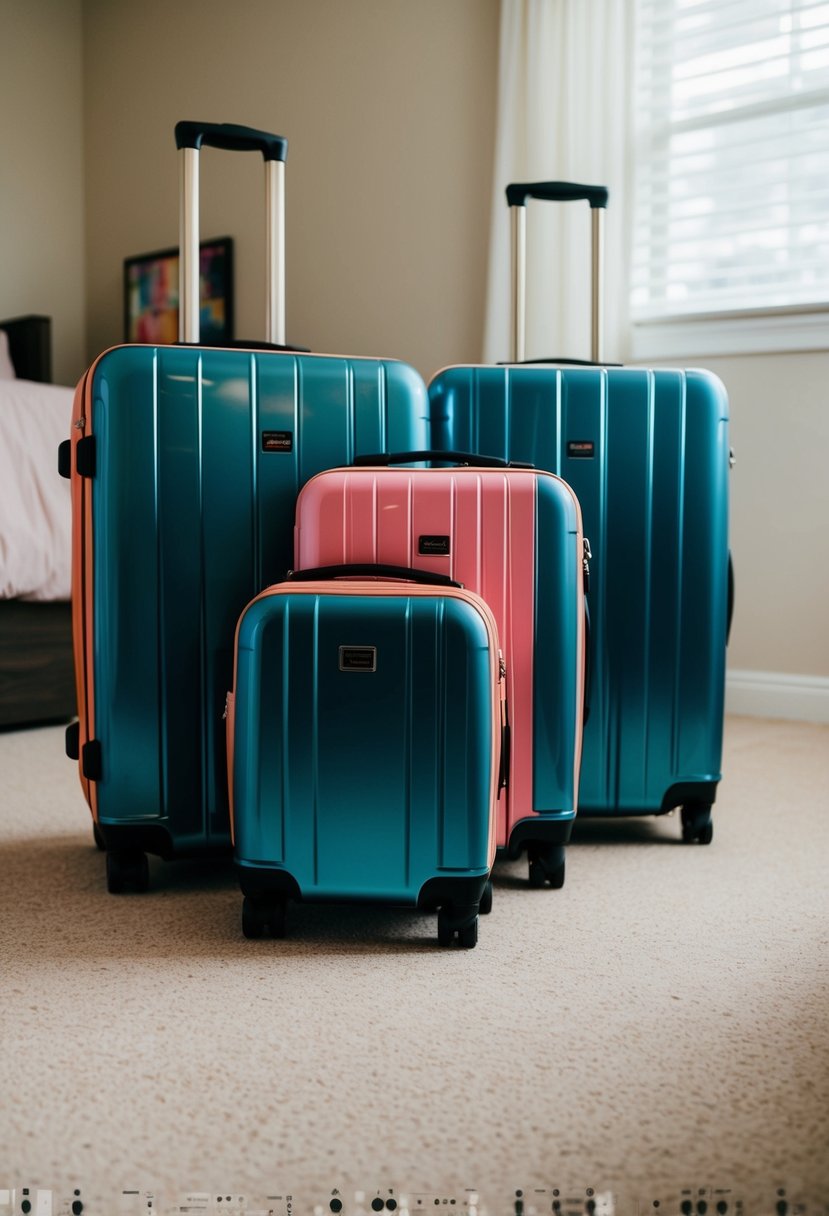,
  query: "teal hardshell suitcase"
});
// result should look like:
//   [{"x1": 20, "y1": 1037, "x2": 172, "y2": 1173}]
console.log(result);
[
  {"x1": 227, "y1": 565, "x2": 503, "y2": 947},
  {"x1": 63, "y1": 124, "x2": 430, "y2": 892},
  {"x1": 429, "y1": 182, "x2": 731, "y2": 844}
]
